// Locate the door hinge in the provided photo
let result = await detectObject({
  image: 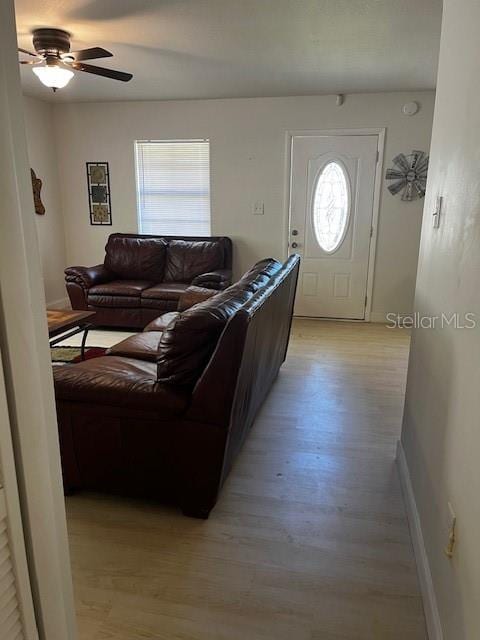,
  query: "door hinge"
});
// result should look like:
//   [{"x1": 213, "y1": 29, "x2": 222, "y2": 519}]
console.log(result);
[
  {"x1": 365, "y1": 294, "x2": 368, "y2": 307},
  {"x1": 370, "y1": 226, "x2": 374, "y2": 238},
  {"x1": 376, "y1": 150, "x2": 380, "y2": 163}
]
